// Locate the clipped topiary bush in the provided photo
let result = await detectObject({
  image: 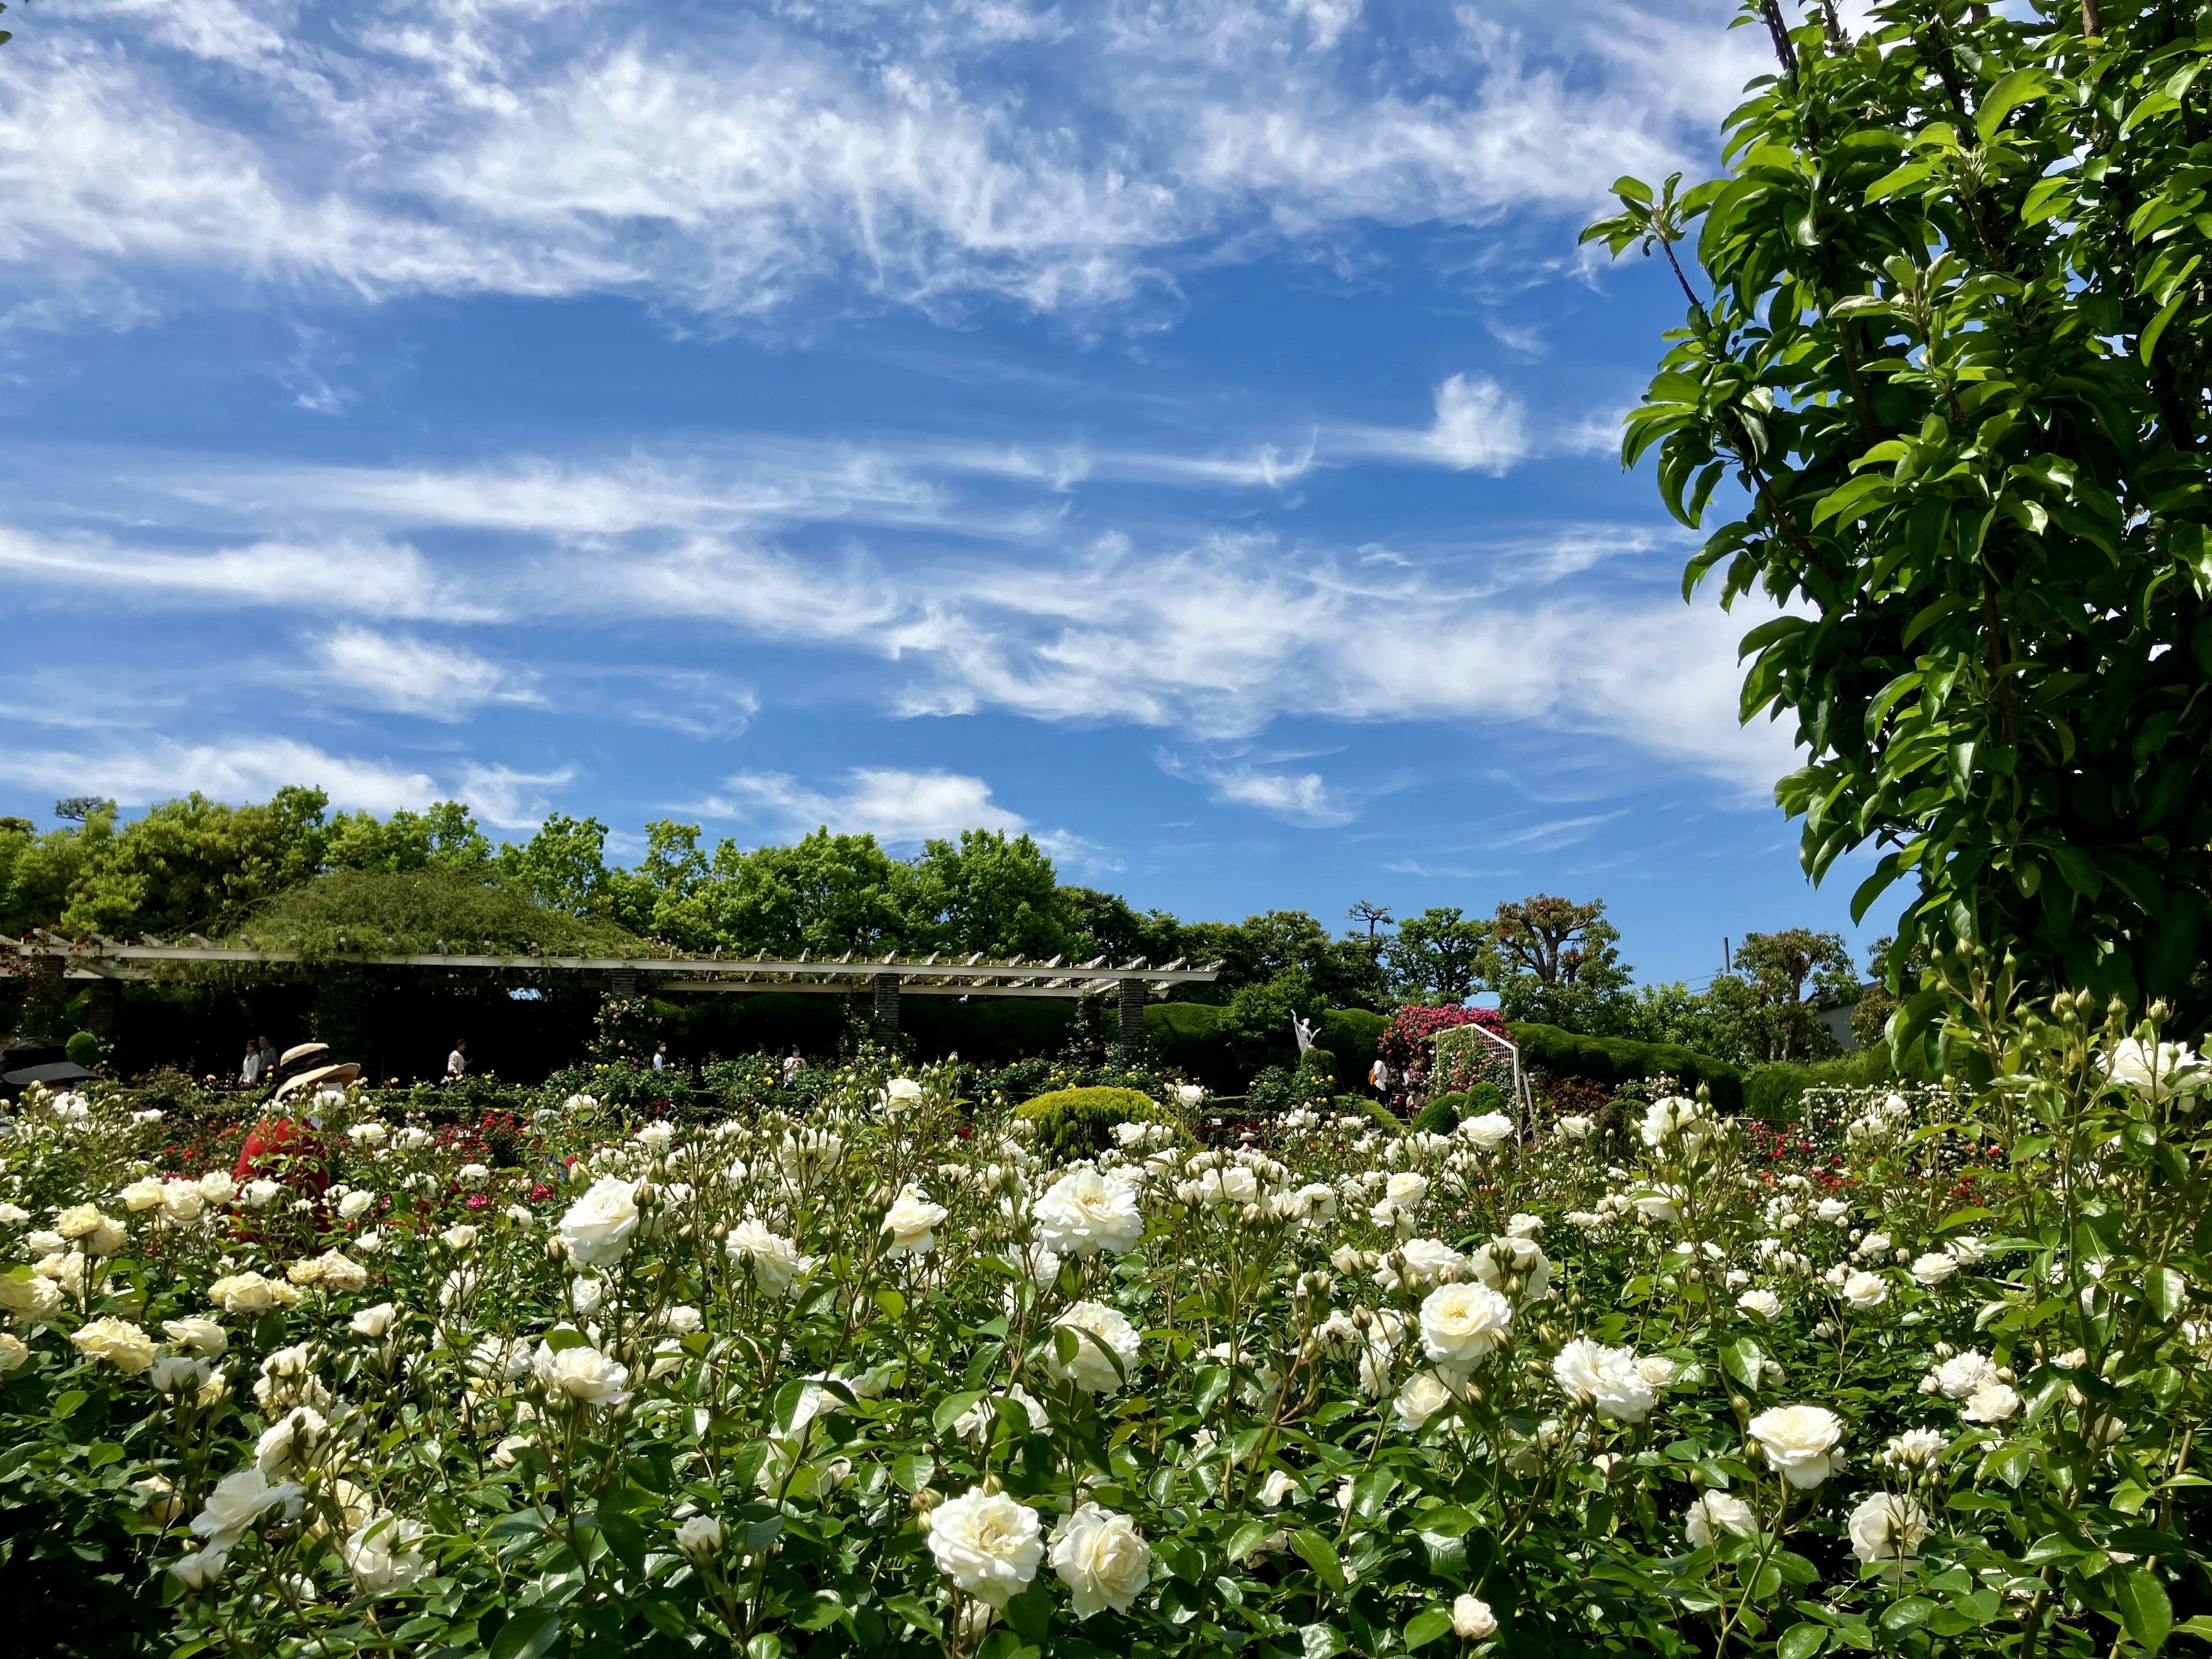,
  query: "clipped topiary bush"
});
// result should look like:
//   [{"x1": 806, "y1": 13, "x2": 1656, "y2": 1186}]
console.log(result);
[
  {"x1": 1499, "y1": 1022, "x2": 1745, "y2": 1114},
  {"x1": 1015, "y1": 1086, "x2": 1186, "y2": 1160},
  {"x1": 65, "y1": 1031, "x2": 104, "y2": 1070},
  {"x1": 1410, "y1": 1091, "x2": 1465, "y2": 1136}
]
